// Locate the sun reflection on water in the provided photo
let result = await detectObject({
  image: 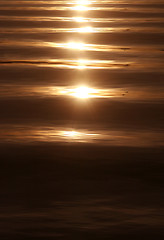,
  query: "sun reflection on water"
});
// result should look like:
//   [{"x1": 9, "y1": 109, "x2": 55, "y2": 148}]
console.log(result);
[
  {"x1": 61, "y1": 130, "x2": 79, "y2": 138},
  {"x1": 77, "y1": 59, "x2": 90, "y2": 69},
  {"x1": 60, "y1": 129, "x2": 99, "y2": 142},
  {"x1": 1, "y1": 125, "x2": 163, "y2": 147},
  {"x1": 72, "y1": 5, "x2": 89, "y2": 11},
  {"x1": 59, "y1": 86, "x2": 98, "y2": 99},
  {"x1": 58, "y1": 85, "x2": 117, "y2": 99},
  {"x1": 76, "y1": 0, "x2": 91, "y2": 5},
  {"x1": 71, "y1": 86, "x2": 98, "y2": 98},
  {"x1": 73, "y1": 17, "x2": 88, "y2": 22},
  {"x1": 67, "y1": 42, "x2": 85, "y2": 50},
  {"x1": 72, "y1": 0, "x2": 91, "y2": 11},
  {"x1": 77, "y1": 26, "x2": 94, "y2": 33}
]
